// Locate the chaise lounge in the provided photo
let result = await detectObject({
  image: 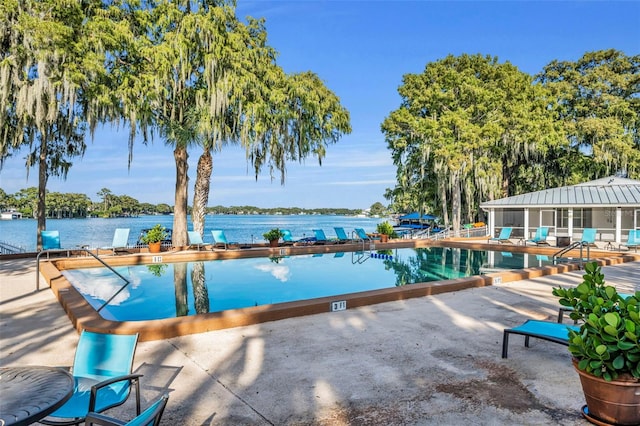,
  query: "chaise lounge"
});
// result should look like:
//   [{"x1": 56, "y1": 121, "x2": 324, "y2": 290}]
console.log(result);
[
  {"x1": 488, "y1": 227, "x2": 512, "y2": 244},
  {"x1": 501, "y1": 319, "x2": 579, "y2": 358}
]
